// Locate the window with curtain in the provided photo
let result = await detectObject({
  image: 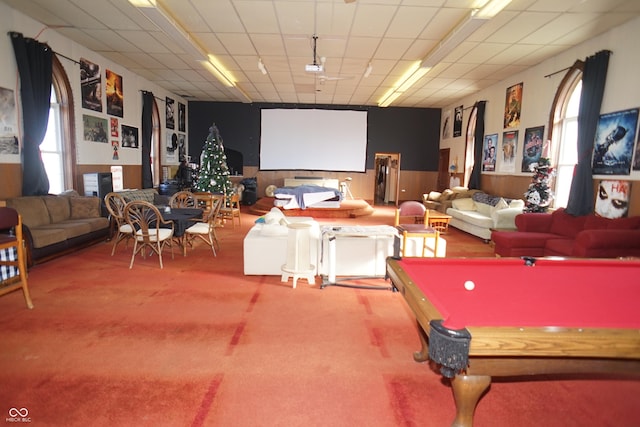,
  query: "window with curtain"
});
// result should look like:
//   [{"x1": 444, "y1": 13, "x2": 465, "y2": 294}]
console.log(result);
[
  {"x1": 41, "y1": 88, "x2": 64, "y2": 194},
  {"x1": 464, "y1": 106, "x2": 478, "y2": 187},
  {"x1": 549, "y1": 63, "x2": 583, "y2": 208}
]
